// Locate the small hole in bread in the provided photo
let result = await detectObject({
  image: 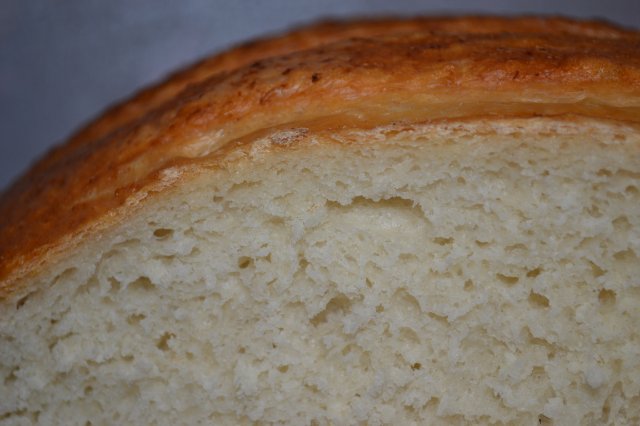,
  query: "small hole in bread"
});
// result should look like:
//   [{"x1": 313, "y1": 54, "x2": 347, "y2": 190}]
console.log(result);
[
  {"x1": 238, "y1": 257, "x2": 253, "y2": 269},
  {"x1": 505, "y1": 243, "x2": 527, "y2": 252},
  {"x1": 598, "y1": 289, "x2": 616, "y2": 307},
  {"x1": 496, "y1": 273, "x2": 519, "y2": 286},
  {"x1": 108, "y1": 277, "x2": 121, "y2": 294},
  {"x1": 5, "y1": 368, "x2": 18, "y2": 384},
  {"x1": 613, "y1": 249, "x2": 636, "y2": 262},
  {"x1": 526, "y1": 267, "x2": 543, "y2": 278},
  {"x1": 126, "y1": 313, "x2": 146, "y2": 325},
  {"x1": 153, "y1": 228, "x2": 174, "y2": 239},
  {"x1": 589, "y1": 261, "x2": 606, "y2": 278},
  {"x1": 528, "y1": 291, "x2": 550, "y2": 308},
  {"x1": 538, "y1": 414, "x2": 552, "y2": 425},
  {"x1": 16, "y1": 295, "x2": 29, "y2": 310},
  {"x1": 433, "y1": 237, "x2": 453, "y2": 245},
  {"x1": 464, "y1": 279, "x2": 474, "y2": 291},
  {"x1": 310, "y1": 294, "x2": 351, "y2": 327},
  {"x1": 156, "y1": 332, "x2": 176, "y2": 351},
  {"x1": 127, "y1": 277, "x2": 155, "y2": 292}
]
